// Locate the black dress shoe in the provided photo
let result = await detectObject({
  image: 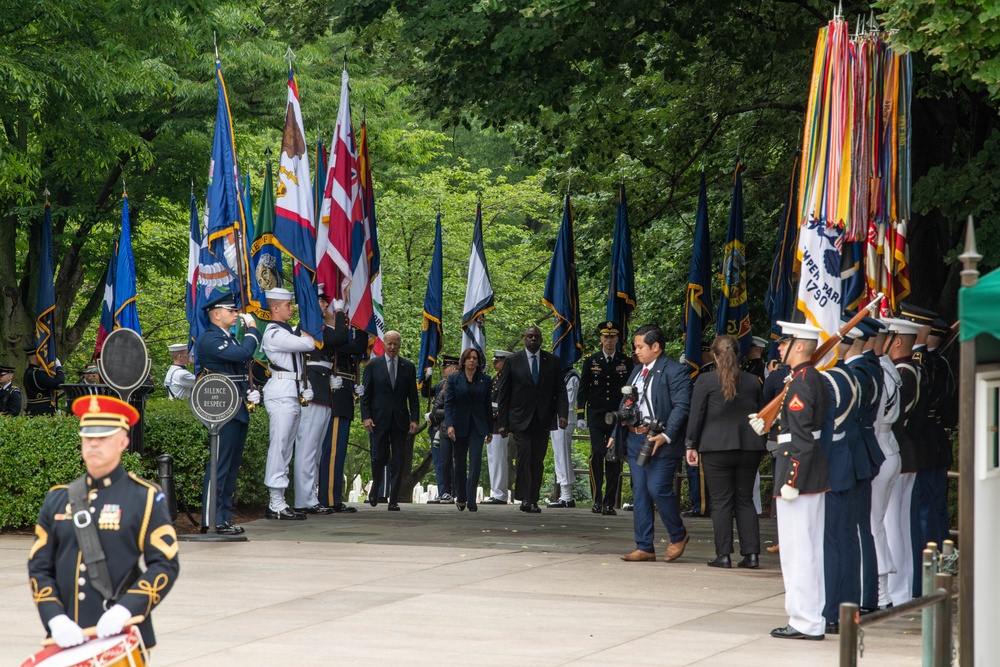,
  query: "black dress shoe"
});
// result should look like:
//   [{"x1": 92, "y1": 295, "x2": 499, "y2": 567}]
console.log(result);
[
  {"x1": 368, "y1": 494, "x2": 378, "y2": 507},
  {"x1": 426, "y1": 498, "x2": 442, "y2": 504},
  {"x1": 707, "y1": 554, "x2": 732, "y2": 568},
  {"x1": 519, "y1": 501, "x2": 530, "y2": 513},
  {"x1": 468, "y1": 504, "x2": 477, "y2": 512},
  {"x1": 602, "y1": 506, "x2": 617, "y2": 516},
  {"x1": 266, "y1": 507, "x2": 307, "y2": 521},
  {"x1": 332, "y1": 504, "x2": 358, "y2": 513},
  {"x1": 218, "y1": 521, "x2": 245, "y2": 535},
  {"x1": 527, "y1": 503, "x2": 542, "y2": 513},
  {"x1": 737, "y1": 554, "x2": 759, "y2": 569},
  {"x1": 825, "y1": 622, "x2": 839, "y2": 635},
  {"x1": 591, "y1": 503, "x2": 603, "y2": 514},
  {"x1": 770, "y1": 625, "x2": 824, "y2": 640},
  {"x1": 387, "y1": 503, "x2": 401, "y2": 511},
  {"x1": 378, "y1": 496, "x2": 389, "y2": 503},
  {"x1": 294, "y1": 504, "x2": 335, "y2": 515},
  {"x1": 481, "y1": 497, "x2": 506, "y2": 505},
  {"x1": 548, "y1": 499, "x2": 575, "y2": 508},
  {"x1": 681, "y1": 510, "x2": 702, "y2": 518}
]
